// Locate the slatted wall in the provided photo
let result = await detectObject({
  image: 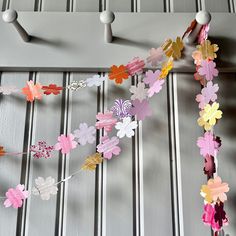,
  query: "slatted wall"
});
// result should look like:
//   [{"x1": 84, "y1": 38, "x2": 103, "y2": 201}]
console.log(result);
[{"x1": 0, "y1": 0, "x2": 235, "y2": 236}]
